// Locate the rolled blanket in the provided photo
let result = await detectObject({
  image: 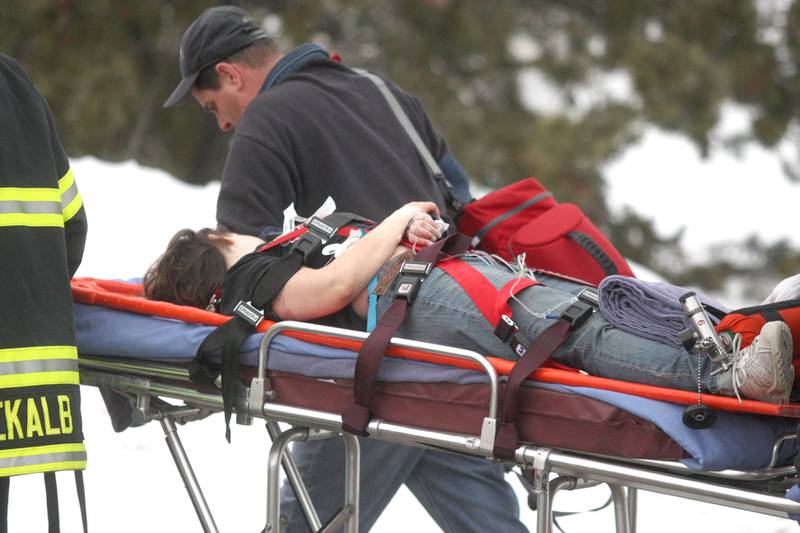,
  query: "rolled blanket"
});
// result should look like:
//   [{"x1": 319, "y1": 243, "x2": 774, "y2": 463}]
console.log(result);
[{"x1": 597, "y1": 275, "x2": 730, "y2": 347}]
